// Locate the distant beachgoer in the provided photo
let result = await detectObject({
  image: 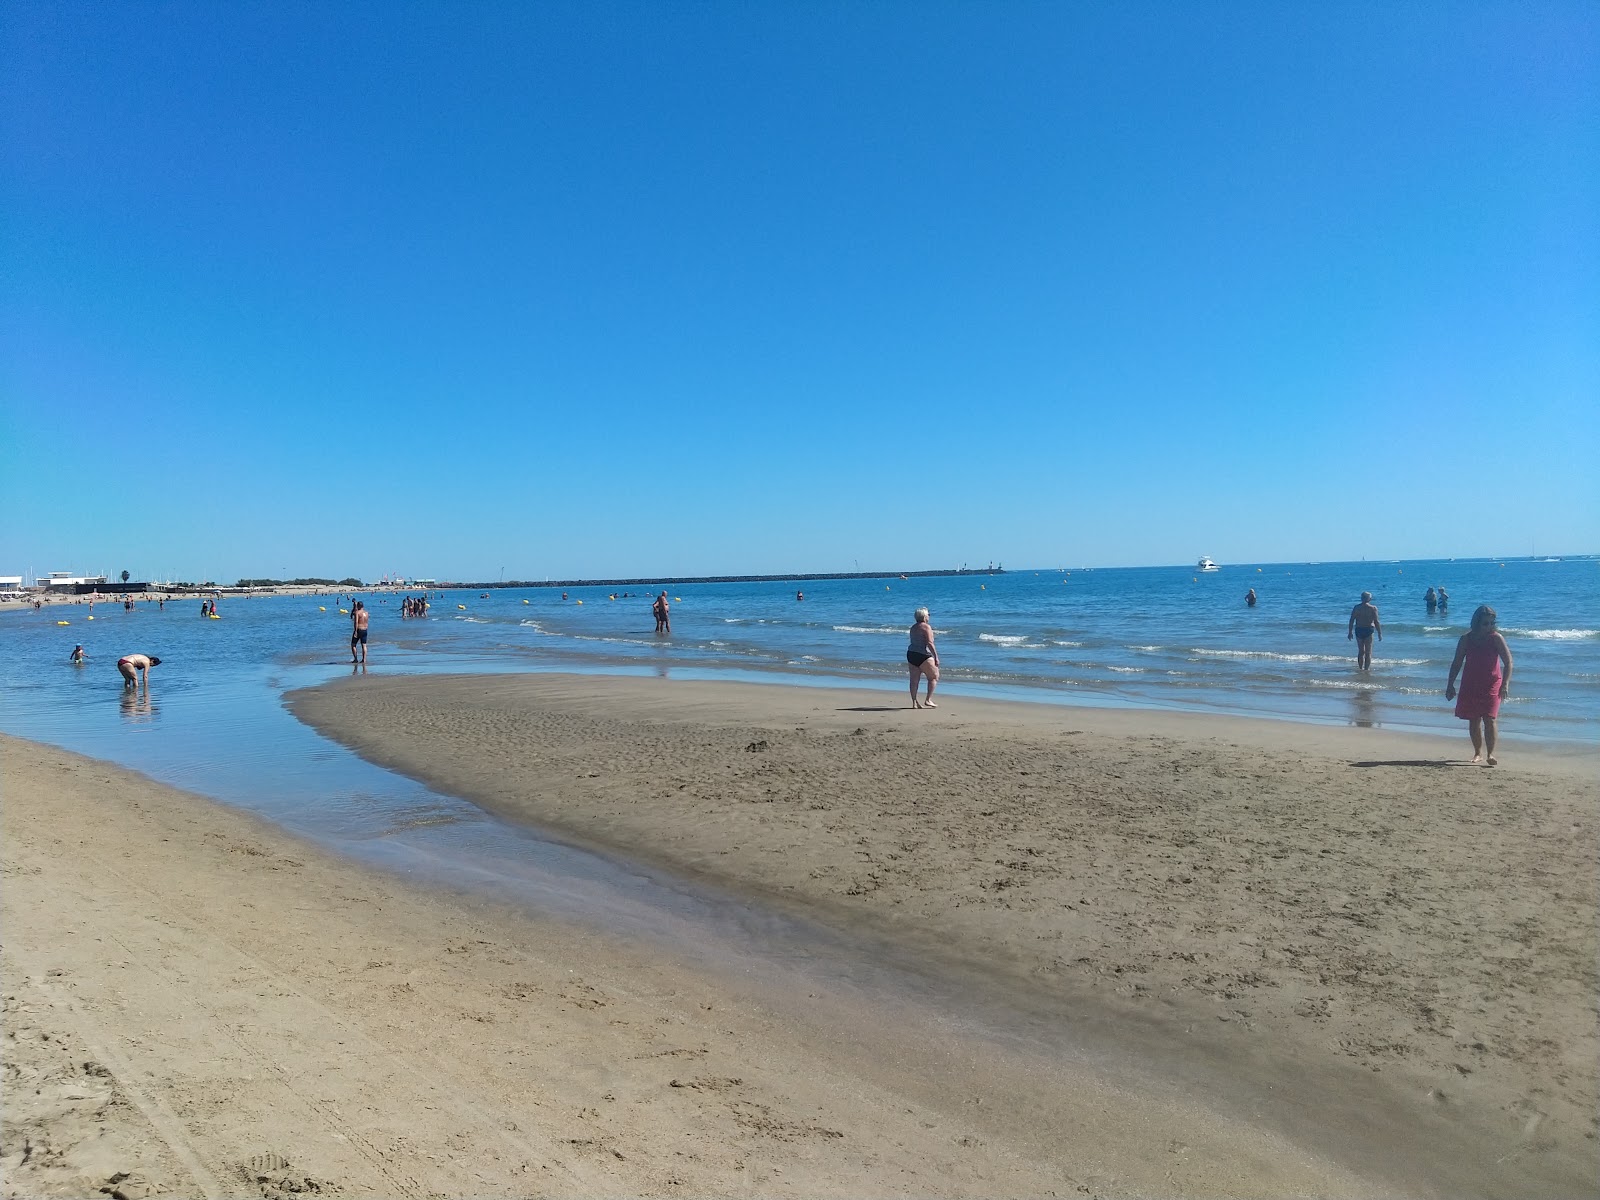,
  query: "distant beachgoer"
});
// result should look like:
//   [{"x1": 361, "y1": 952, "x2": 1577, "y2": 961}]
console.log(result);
[
  {"x1": 1437, "y1": 587, "x2": 1449, "y2": 610},
  {"x1": 1446, "y1": 606, "x2": 1513, "y2": 767},
  {"x1": 351, "y1": 601, "x2": 370, "y2": 663},
  {"x1": 158, "y1": 598, "x2": 164, "y2": 610},
  {"x1": 1425, "y1": 587, "x2": 1437, "y2": 612},
  {"x1": 653, "y1": 591, "x2": 670, "y2": 634},
  {"x1": 796, "y1": 591, "x2": 804, "y2": 602},
  {"x1": 116, "y1": 653, "x2": 160, "y2": 688},
  {"x1": 907, "y1": 607, "x2": 940, "y2": 708},
  {"x1": 70, "y1": 644, "x2": 86, "y2": 664},
  {"x1": 1347, "y1": 592, "x2": 1381, "y2": 671},
  {"x1": 1245, "y1": 588, "x2": 1257, "y2": 608}
]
